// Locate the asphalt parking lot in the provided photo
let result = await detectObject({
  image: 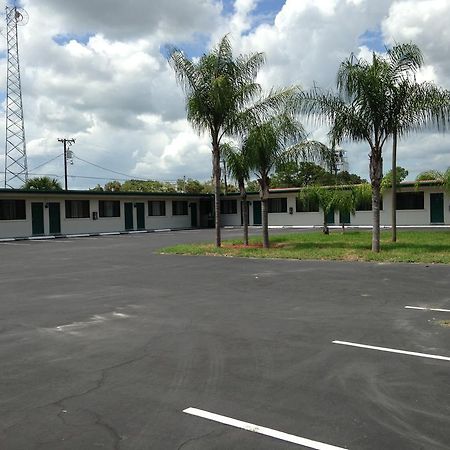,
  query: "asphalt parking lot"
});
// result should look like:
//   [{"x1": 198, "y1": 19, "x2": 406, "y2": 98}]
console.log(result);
[{"x1": 0, "y1": 229, "x2": 449, "y2": 449}]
